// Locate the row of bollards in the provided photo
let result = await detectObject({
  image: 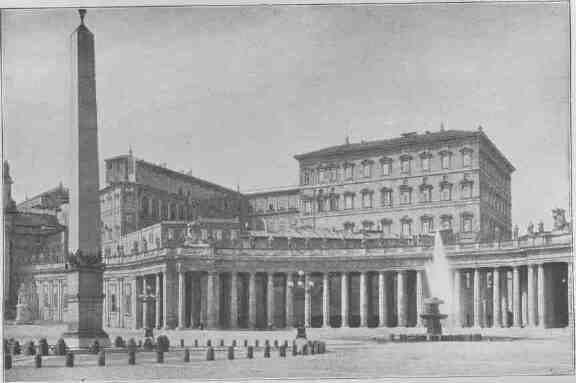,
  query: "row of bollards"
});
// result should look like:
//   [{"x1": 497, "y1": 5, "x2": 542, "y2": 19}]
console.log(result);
[{"x1": 6, "y1": 341, "x2": 327, "y2": 369}]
